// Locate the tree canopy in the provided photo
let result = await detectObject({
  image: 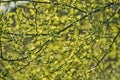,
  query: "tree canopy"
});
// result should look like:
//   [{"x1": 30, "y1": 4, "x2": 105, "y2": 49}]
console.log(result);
[{"x1": 0, "y1": 0, "x2": 120, "y2": 80}]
